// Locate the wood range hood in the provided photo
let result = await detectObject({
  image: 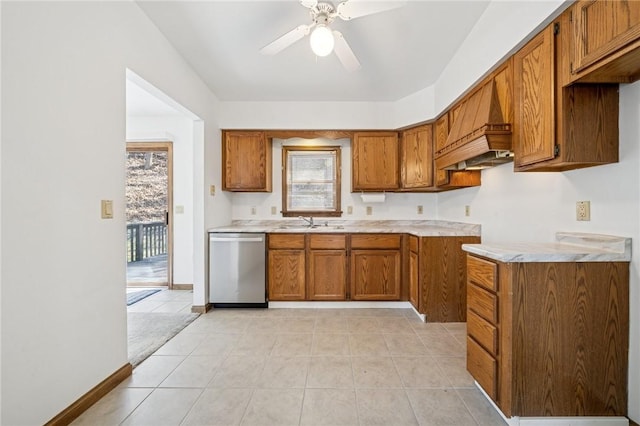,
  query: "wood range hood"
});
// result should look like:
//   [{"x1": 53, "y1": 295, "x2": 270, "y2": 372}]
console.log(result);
[{"x1": 435, "y1": 79, "x2": 512, "y2": 171}]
